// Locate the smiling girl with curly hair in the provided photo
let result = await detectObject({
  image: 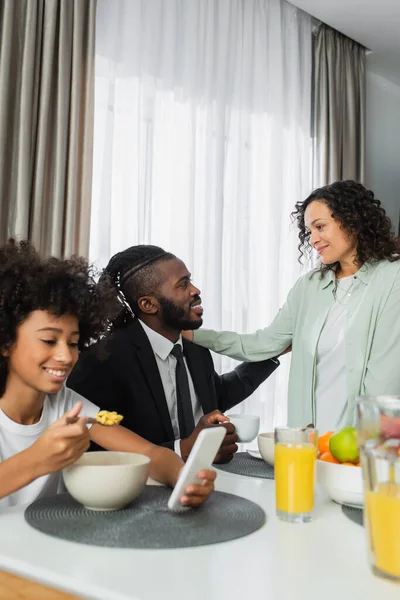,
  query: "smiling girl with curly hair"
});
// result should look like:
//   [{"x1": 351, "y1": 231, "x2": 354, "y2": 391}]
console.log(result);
[
  {"x1": 0, "y1": 240, "x2": 215, "y2": 509},
  {"x1": 185, "y1": 181, "x2": 400, "y2": 433}
]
